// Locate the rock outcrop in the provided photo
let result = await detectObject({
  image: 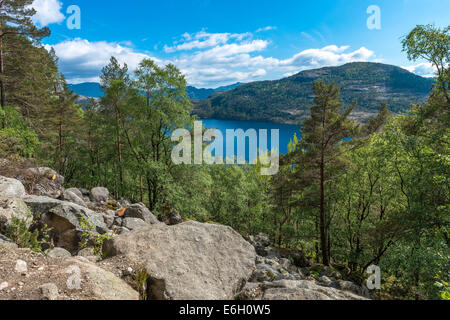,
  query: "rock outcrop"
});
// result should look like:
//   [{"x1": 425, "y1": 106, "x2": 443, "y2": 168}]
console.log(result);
[
  {"x1": 104, "y1": 221, "x2": 256, "y2": 300},
  {"x1": 0, "y1": 176, "x2": 26, "y2": 198},
  {"x1": 23, "y1": 195, "x2": 109, "y2": 252},
  {"x1": 0, "y1": 198, "x2": 32, "y2": 234},
  {"x1": 25, "y1": 167, "x2": 65, "y2": 199}
]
